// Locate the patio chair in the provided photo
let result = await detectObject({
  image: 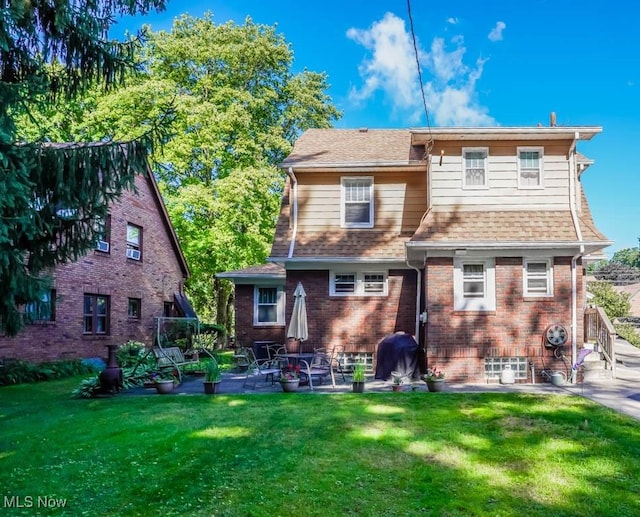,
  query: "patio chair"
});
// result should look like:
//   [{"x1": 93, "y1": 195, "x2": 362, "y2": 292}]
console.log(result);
[
  {"x1": 301, "y1": 347, "x2": 343, "y2": 390},
  {"x1": 242, "y1": 347, "x2": 283, "y2": 389}
]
